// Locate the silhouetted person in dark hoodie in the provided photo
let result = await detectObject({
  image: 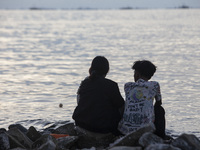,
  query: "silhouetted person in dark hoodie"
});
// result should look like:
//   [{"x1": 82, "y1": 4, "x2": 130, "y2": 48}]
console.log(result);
[{"x1": 73, "y1": 56, "x2": 124, "y2": 135}]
